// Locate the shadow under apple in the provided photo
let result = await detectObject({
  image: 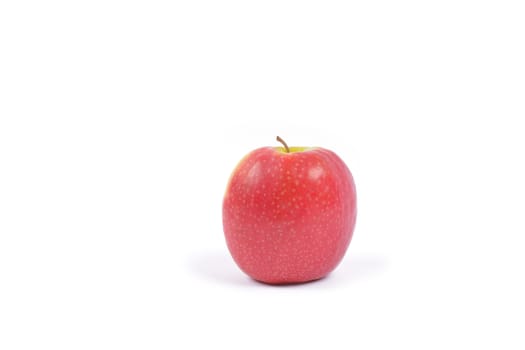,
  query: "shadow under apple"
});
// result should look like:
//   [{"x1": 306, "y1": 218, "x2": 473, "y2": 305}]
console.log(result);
[{"x1": 187, "y1": 250, "x2": 389, "y2": 288}]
